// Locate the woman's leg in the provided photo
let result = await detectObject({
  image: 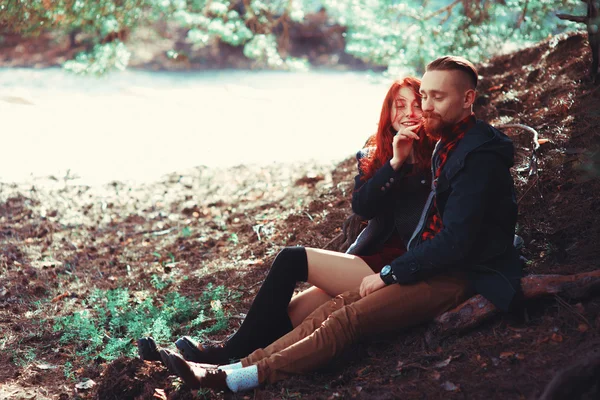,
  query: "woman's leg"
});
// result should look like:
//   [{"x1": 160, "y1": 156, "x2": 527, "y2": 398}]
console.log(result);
[
  {"x1": 222, "y1": 247, "x2": 309, "y2": 360},
  {"x1": 287, "y1": 249, "x2": 373, "y2": 327},
  {"x1": 178, "y1": 247, "x2": 373, "y2": 362},
  {"x1": 288, "y1": 287, "x2": 332, "y2": 328}
]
